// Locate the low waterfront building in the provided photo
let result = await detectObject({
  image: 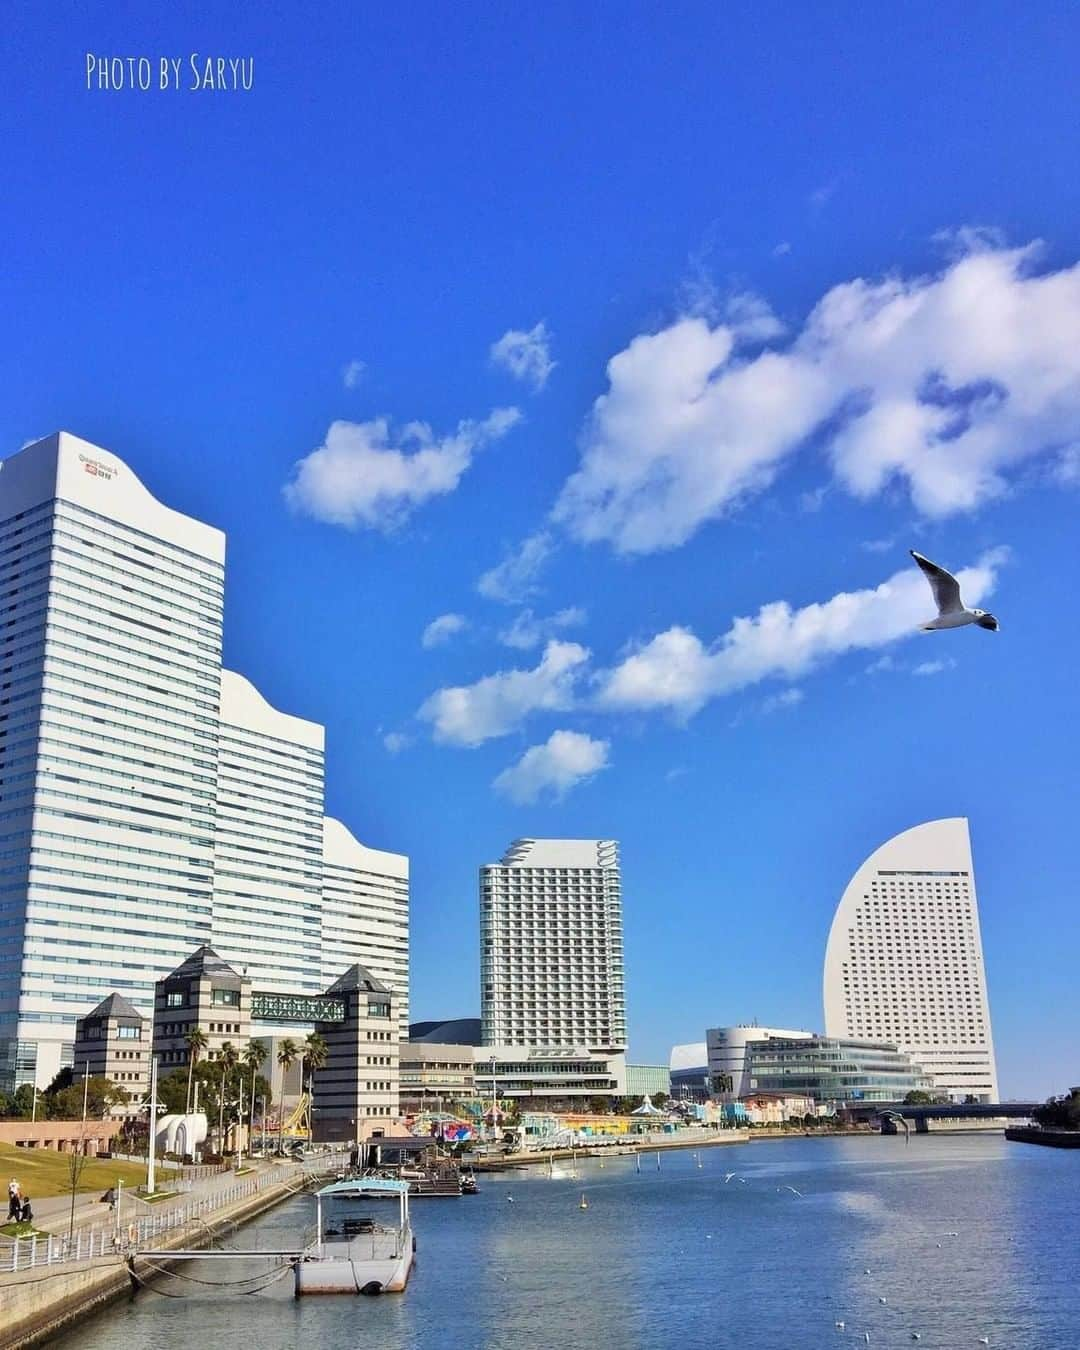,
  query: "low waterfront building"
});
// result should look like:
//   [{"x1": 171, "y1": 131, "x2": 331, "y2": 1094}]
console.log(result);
[
  {"x1": 311, "y1": 965, "x2": 399, "y2": 1142},
  {"x1": 0, "y1": 1118, "x2": 122, "y2": 1154},
  {"x1": 399, "y1": 1043, "x2": 476, "y2": 1112},
  {"x1": 152, "y1": 946, "x2": 251, "y2": 1074},
  {"x1": 625, "y1": 1063, "x2": 671, "y2": 1099},
  {"x1": 669, "y1": 1042, "x2": 709, "y2": 1101},
  {"x1": 72, "y1": 994, "x2": 148, "y2": 1106},
  {"x1": 475, "y1": 1044, "x2": 626, "y2": 1111},
  {"x1": 741, "y1": 1091, "x2": 816, "y2": 1125},
  {"x1": 744, "y1": 1035, "x2": 932, "y2": 1107},
  {"x1": 706, "y1": 1025, "x2": 812, "y2": 1101},
  {"x1": 558, "y1": 1111, "x2": 637, "y2": 1136}
]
